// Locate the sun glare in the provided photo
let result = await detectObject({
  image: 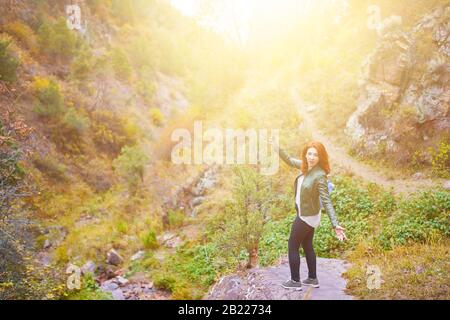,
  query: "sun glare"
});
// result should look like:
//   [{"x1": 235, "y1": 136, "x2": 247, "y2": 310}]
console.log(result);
[{"x1": 170, "y1": 0, "x2": 316, "y2": 44}]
